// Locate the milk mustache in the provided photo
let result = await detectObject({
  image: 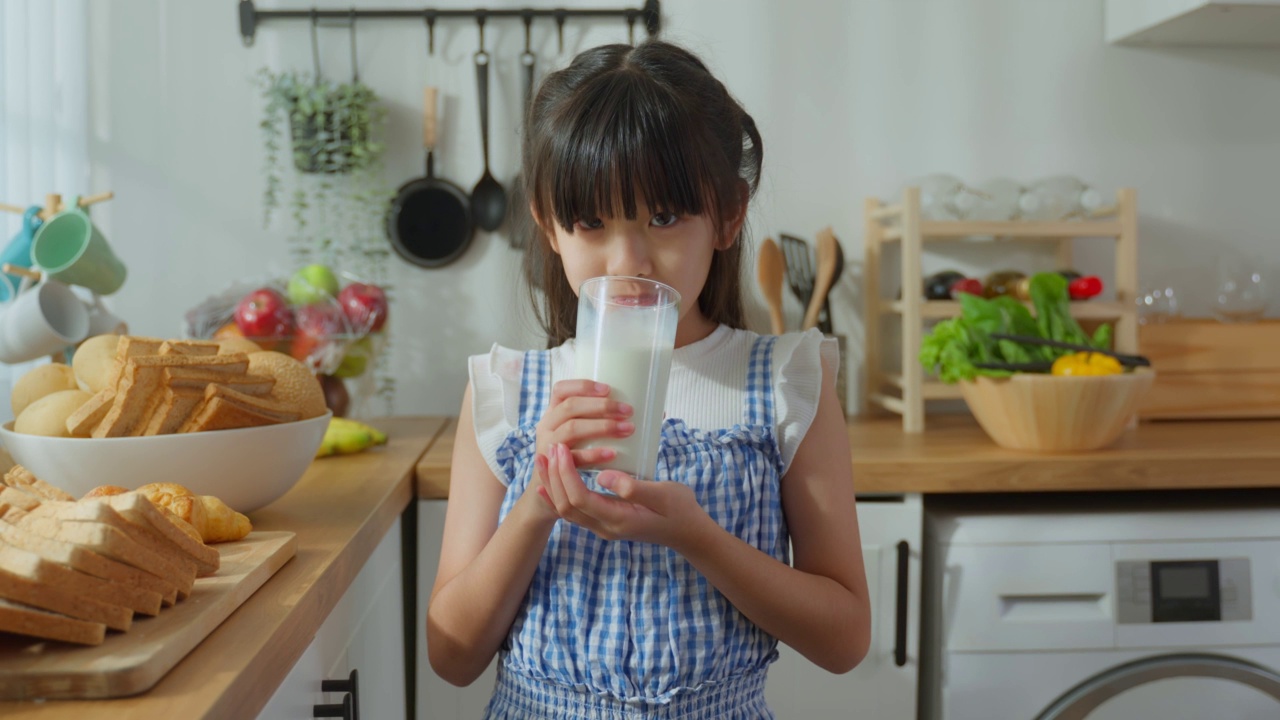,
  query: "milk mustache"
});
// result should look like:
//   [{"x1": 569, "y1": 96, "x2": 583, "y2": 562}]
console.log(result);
[{"x1": 574, "y1": 276, "x2": 680, "y2": 481}]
